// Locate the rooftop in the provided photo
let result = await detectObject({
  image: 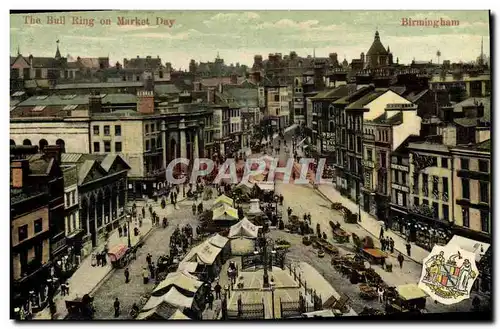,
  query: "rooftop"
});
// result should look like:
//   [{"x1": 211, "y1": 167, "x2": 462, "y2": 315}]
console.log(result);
[
  {"x1": 53, "y1": 81, "x2": 144, "y2": 90},
  {"x1": 345, "y1": 89, "x2": 387, "y2": 110}
]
